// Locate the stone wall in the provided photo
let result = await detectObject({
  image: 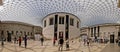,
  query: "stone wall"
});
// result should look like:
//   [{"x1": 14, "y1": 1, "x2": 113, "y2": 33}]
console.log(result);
[
  {"x1": 0, "y1": 21, "x2": 42, "y2": 41},
  {"x1": 80, "y1": 23, "x2": 120, "y2": 39}
]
